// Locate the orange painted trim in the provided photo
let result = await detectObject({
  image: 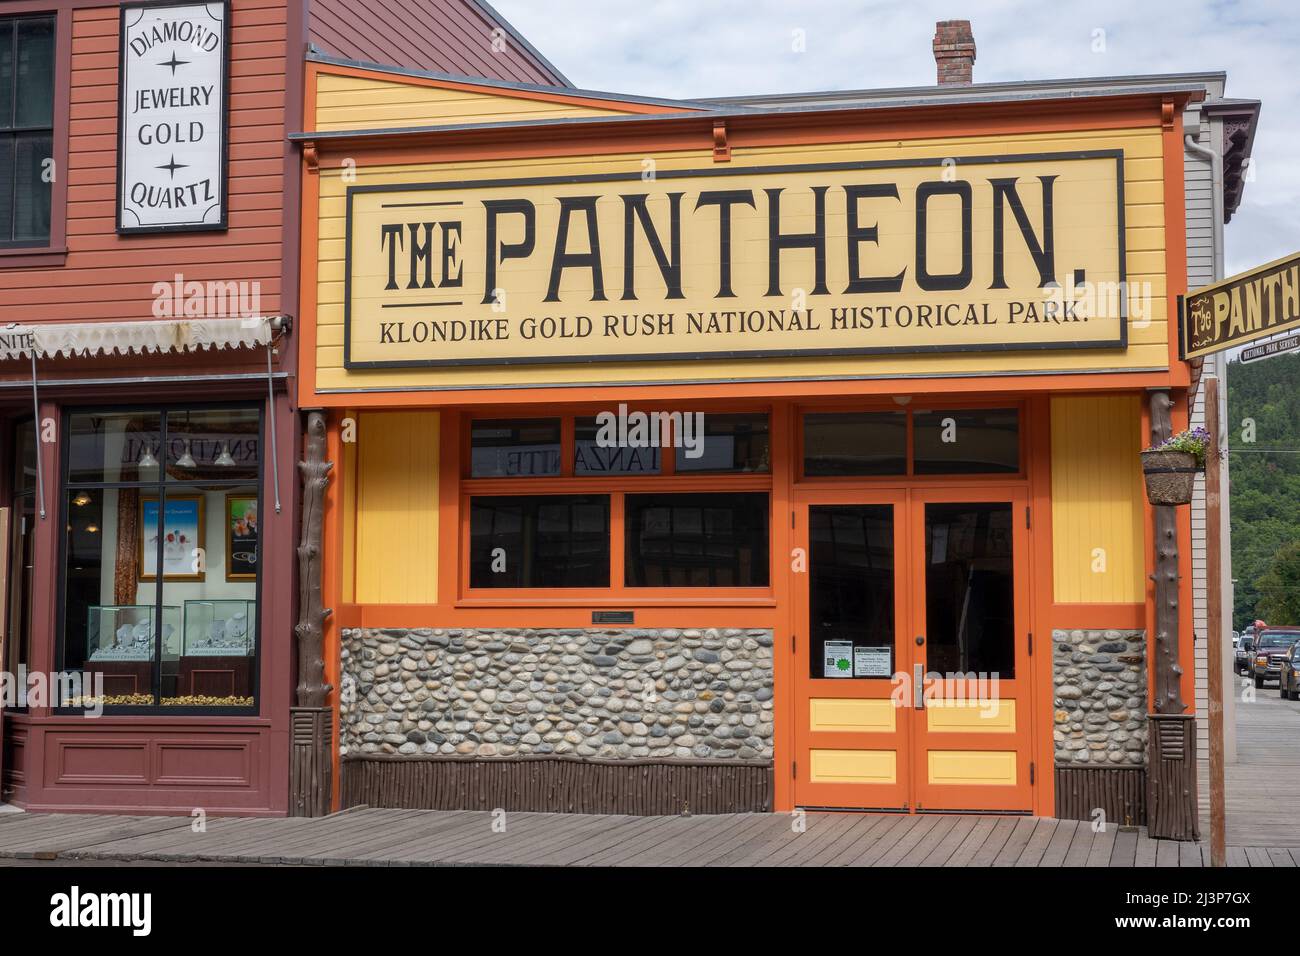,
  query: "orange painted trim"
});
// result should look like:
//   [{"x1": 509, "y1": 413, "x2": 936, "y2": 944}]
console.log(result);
[
  {"x1": 308, "y1": 372, "x2": 1182, "y2": 410},
  {"x1": 343, "y1": 604, "x2": 781, "y2": 630},
  {"x1": 297, "y1": 66, "x2": 321, "y2": 409},
  {"x1": 770, "y1": 402, "x2": 794, "y2": 813},
  {"x1": 322, "y1": 409, "x2": 345, "y2": 812},
  {"x1": 1161, "y1": 100, "x2": 1192, "y2": 388},
  {"x1": 1027, "y1": 394, "x2": 1056, "y2": 817},
  {"x1": 1052, "y1": 603, "x2": 1147, "y2": 629},
  {"x1": 437, "y1": 411, "x2": 461, "y2": 606},
  {"x1": 305, "y1": 92, "x2": 1187, "y2": 164},
  {"x1": 311, "y1": 61, "x2": 704, "y2": 117}
]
